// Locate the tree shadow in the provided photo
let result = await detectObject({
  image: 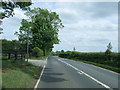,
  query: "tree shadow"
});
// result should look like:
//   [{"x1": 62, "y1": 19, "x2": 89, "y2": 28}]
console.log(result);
[
  {"x1": 43, "y1": 72, "x2": 64, "y2": 76},
  {"x1": 41, "y1": 72, "x2": 67, "y2": 82},
  {"x1": 44, "y1": 68, "x2": 52, "y2": 71}
]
